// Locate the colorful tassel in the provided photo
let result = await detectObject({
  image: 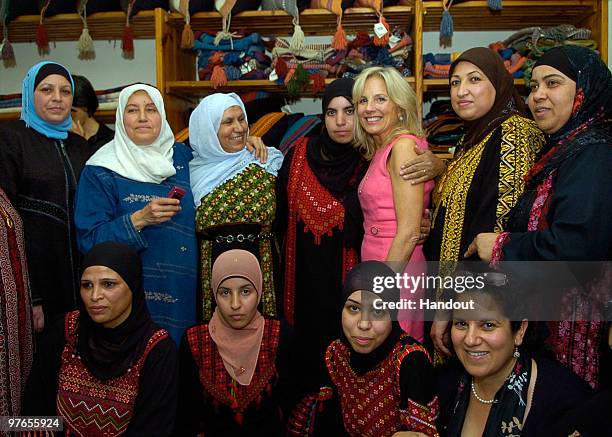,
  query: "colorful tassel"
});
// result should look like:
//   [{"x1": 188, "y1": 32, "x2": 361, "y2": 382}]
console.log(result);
[
  {"x1": 373, "y1": 16, "x2": 390, "y2": 46},
  {"x1": 122, "y1": 0, "x2": 135, "y2": 58},
  {"x1": 211, "y1": 65, "x2": 228, "y2": 88},
  {"x1": 181, "y1": 22, "x2": 194, "y2": 49},
  {"x1": 488, "y1": 0, "x2": 503, "y2": 10},
  {"x1": 311, "y1": 73, "x2": 326, "y2": 94},
  {"x1": 36, "y1": 0, "x2": 51, "y2": 55},
  {"x1": 440, "y1": 9, "x2": 453, "y2": 48},
  {"x1": 331, "y1": 18, "x2": 347, "y2": 51},
  {"x1": 289, "y1": 19, "x2": 305, "y2": 53},
  {"x1": 287, "y1": 64, "x2": 308, "y2": 99},
  {"x1": 284, "y1": 67, "x2": 296, "y2": 85},
  {"x1": 274, "y1": 57, "x2": 288, "y2": 78}
]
